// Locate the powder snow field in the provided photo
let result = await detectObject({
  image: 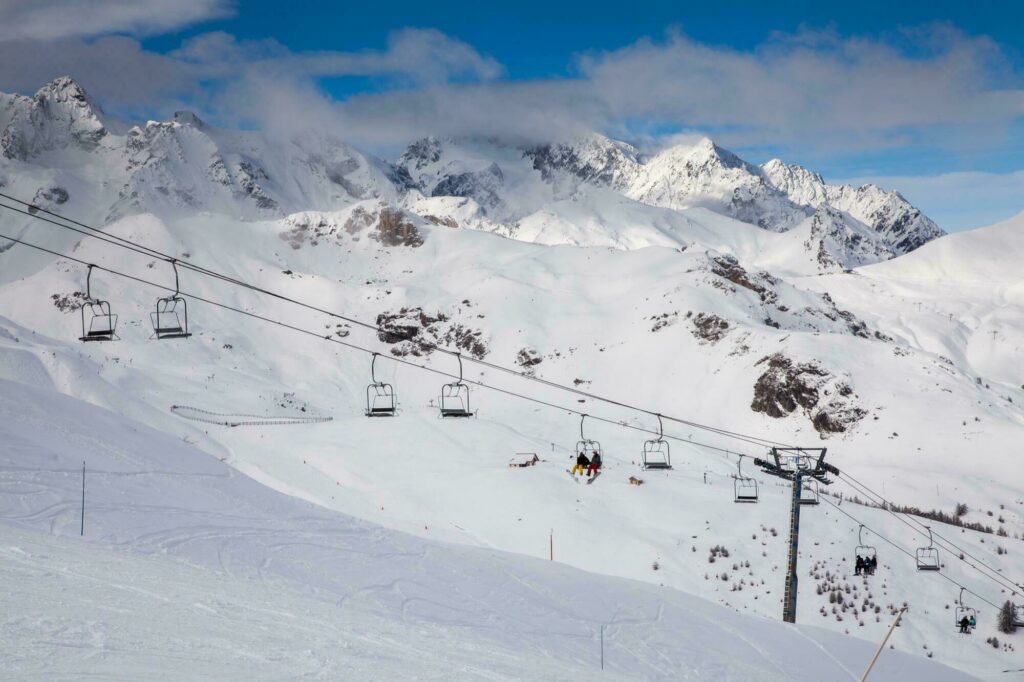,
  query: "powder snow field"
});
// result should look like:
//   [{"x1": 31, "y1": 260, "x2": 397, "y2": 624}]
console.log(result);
[
  {"x1": 0, "y1": 378, "x2": 974, "y2": 680},
  {"x1": 1, "y1": 206, "x2": 1023, "y2": 677}
]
